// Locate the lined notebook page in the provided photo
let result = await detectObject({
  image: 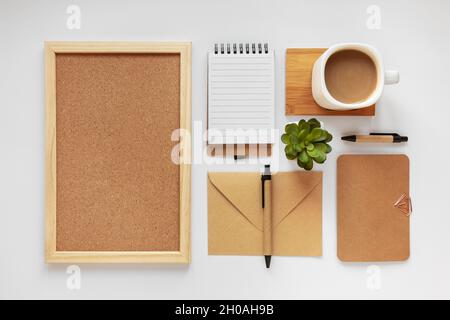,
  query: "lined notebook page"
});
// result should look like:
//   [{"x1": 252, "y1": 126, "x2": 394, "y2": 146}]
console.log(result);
[{"x1": 208, "y1": 44, "x2": 275, "y2": 144}]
